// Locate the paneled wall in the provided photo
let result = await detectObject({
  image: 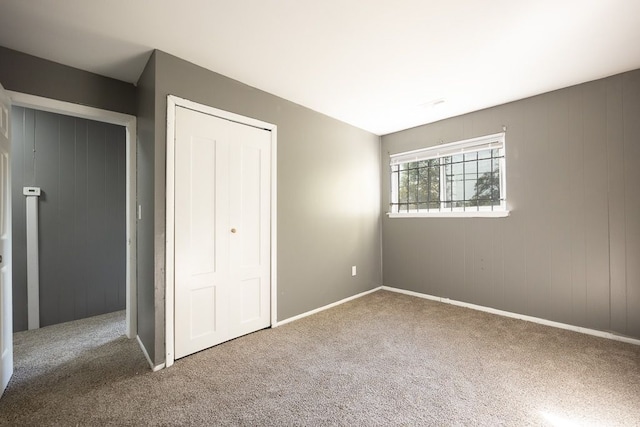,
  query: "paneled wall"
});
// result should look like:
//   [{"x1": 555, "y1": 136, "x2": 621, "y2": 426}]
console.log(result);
[
  {"x1": 12, "y1": 107, "x2": 127, "y2": 331},
  {"x1": 381, "y1": 70, "x2": 640, "y2": 339}
]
